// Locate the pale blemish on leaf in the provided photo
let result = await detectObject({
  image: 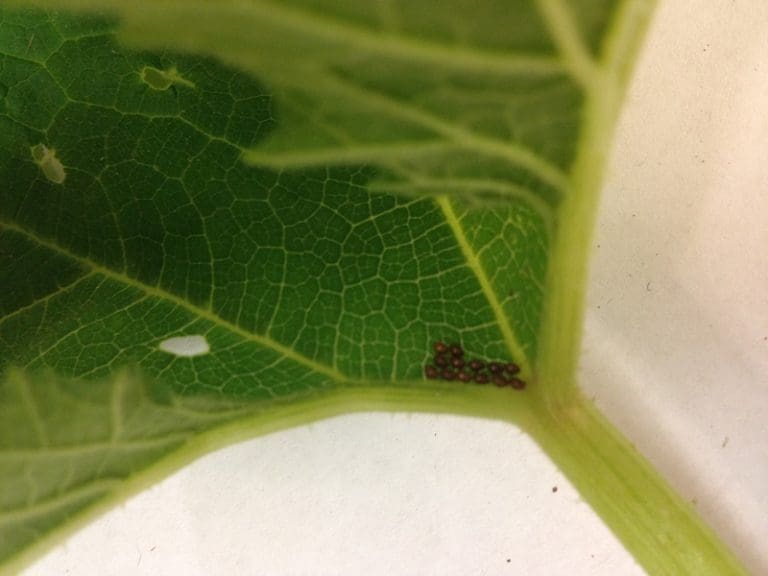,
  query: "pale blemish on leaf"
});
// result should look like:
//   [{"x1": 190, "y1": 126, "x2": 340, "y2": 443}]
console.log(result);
[
  {"x1": 140, "y1": 66, "x2": 196, "y2": 90},
  {"x1": 158, "y1": 335, "x2": 210, "y2": 357},
  {"x1": 30, "y1": 144, "x2": 66, "y2": 184}
]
